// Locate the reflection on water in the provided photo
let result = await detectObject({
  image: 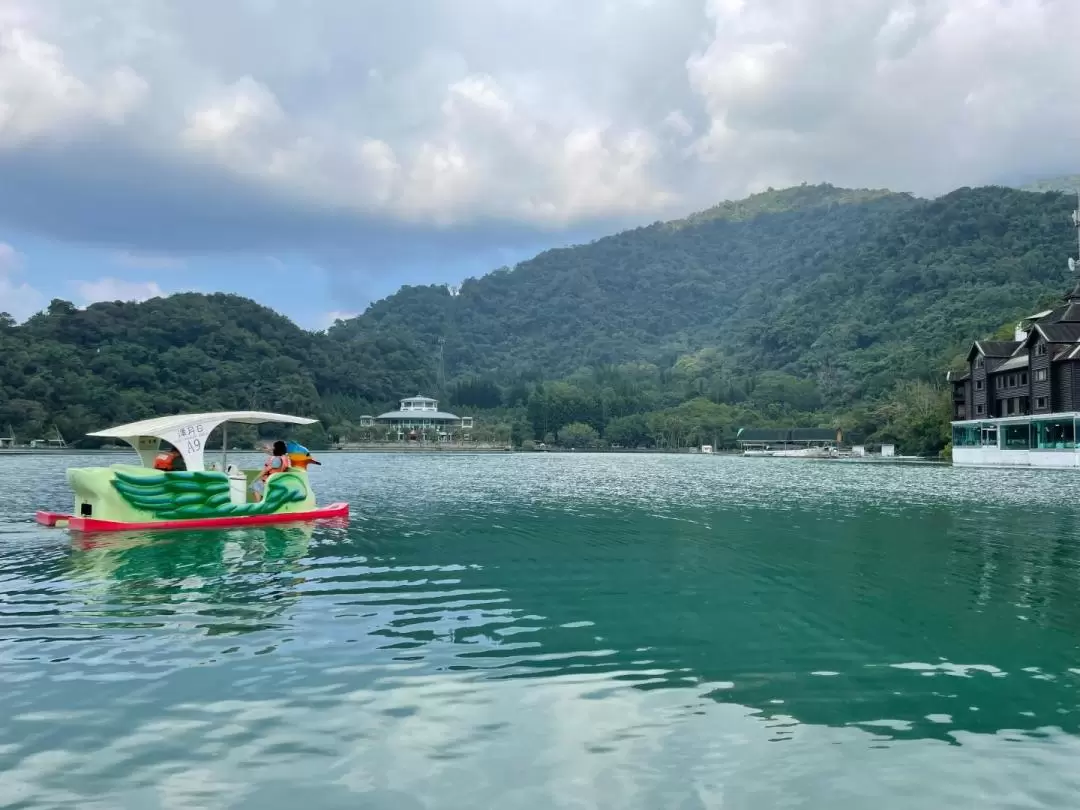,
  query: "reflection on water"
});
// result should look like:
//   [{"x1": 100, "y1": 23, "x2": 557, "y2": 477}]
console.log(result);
[
  {"x1": 2, "y1": 453, "x2": 1080, "y2": 808},
  {"x1": 63, "y1": 523, "x2": 322, "y2": 638}
]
